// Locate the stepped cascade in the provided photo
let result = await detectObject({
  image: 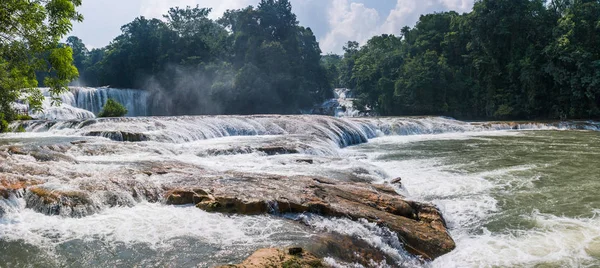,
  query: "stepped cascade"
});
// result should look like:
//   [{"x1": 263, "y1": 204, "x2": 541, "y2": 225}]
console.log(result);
[{"x1": 1, "y1": 116, "x2": 599, "y2": 267}]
